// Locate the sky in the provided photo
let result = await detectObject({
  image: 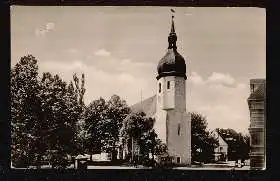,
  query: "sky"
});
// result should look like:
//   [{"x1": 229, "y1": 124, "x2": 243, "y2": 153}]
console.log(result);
[{"x1": 11, "y1": 6, "x2": 266, "y2": 134}]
